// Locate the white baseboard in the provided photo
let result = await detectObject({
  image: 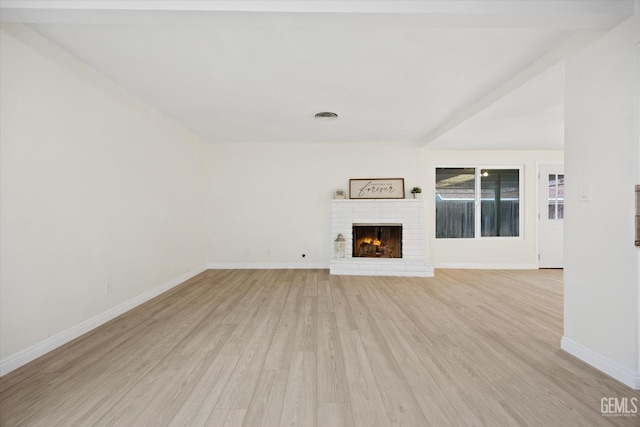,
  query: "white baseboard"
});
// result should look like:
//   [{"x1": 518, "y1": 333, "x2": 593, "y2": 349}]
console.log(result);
[
  {"x1": 208, "y1": 262, "x2": 537, "y2": 271},
  {"x1": 207, "y1": 262, "x2": 328, "y2": 270},
  {"x1": 434, "y1": 263, "x2": 538, "y2": 270},
  {"x1": 561, "y1": 336, "x2": 640, "y2": 390},
  {"x1": 0, "y1": 264, "x2": 208, "y2": 377}
]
